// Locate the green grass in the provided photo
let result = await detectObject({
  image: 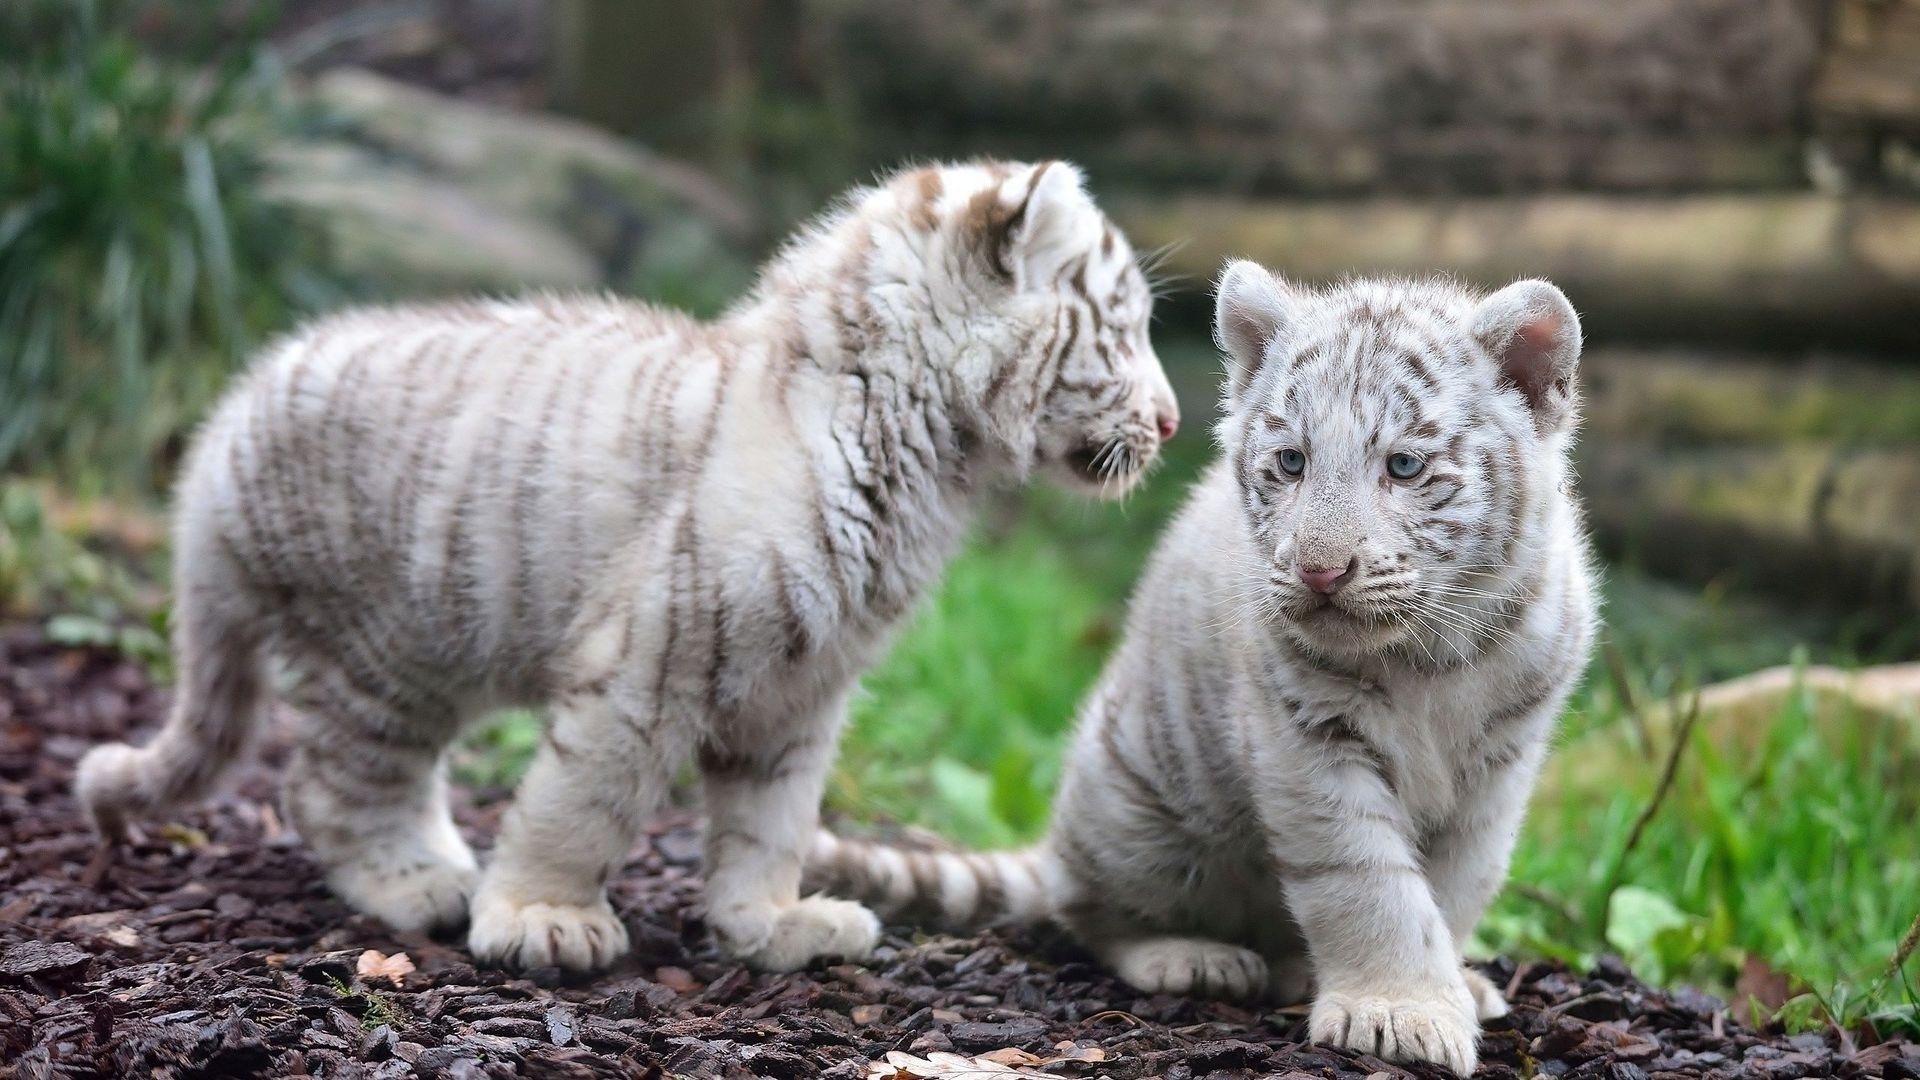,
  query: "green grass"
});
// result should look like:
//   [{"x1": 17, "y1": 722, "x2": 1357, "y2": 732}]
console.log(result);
[{"x1": 1489, "y1": 685, "x2": 1920, "y2": 1035}]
